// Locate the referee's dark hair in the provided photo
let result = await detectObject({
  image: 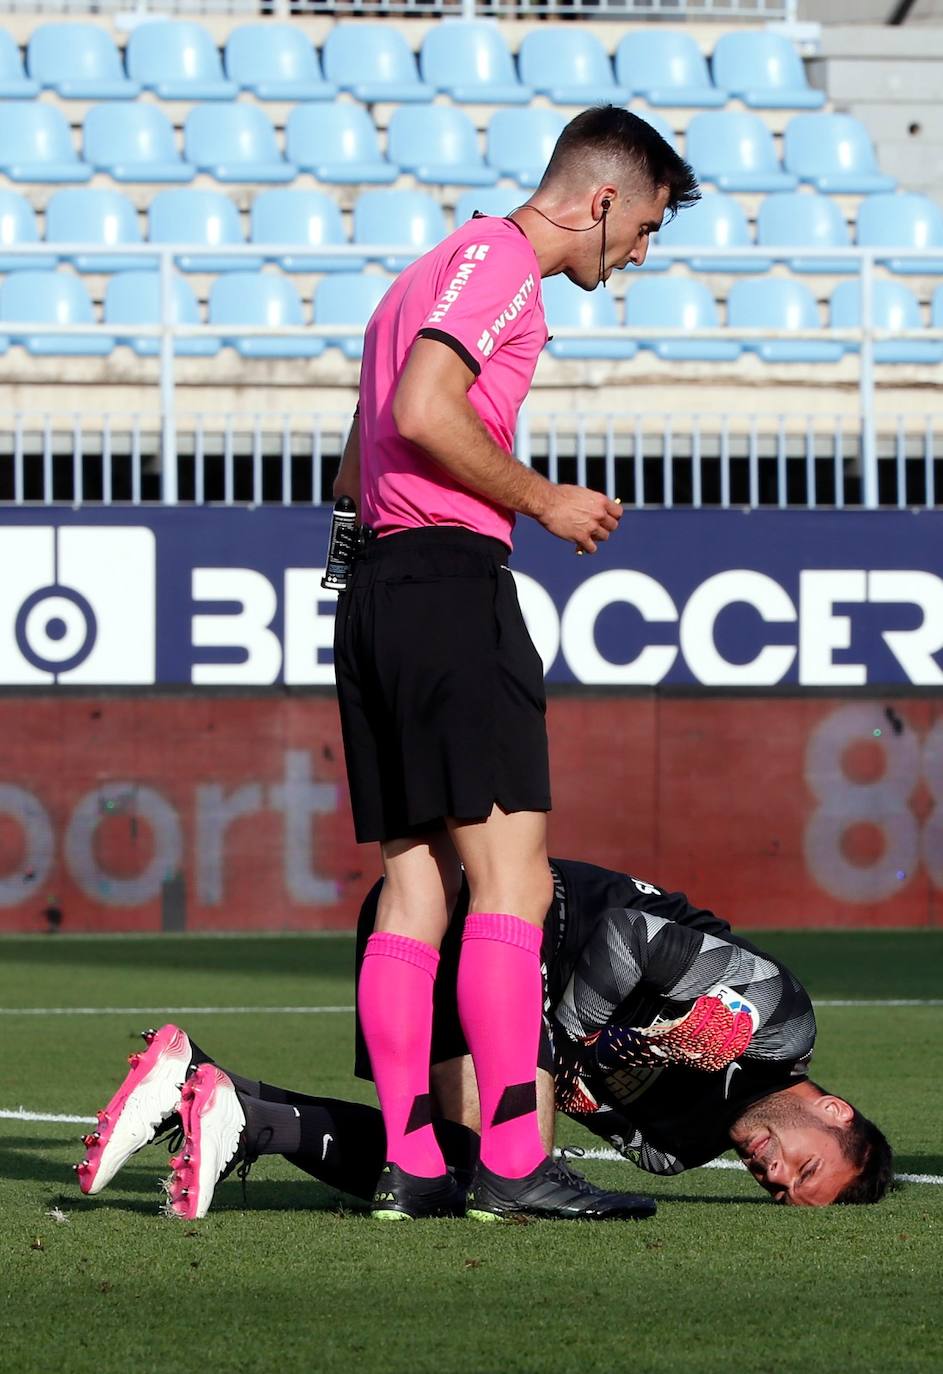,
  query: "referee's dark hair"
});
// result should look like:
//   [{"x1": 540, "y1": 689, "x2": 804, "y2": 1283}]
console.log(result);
[
  {"x1": 538, "y1": 105, "x2": 701, "y2": 221},
  {"x1": 810, "y1": 1083, "x2": 894, "y2": 1205}
]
